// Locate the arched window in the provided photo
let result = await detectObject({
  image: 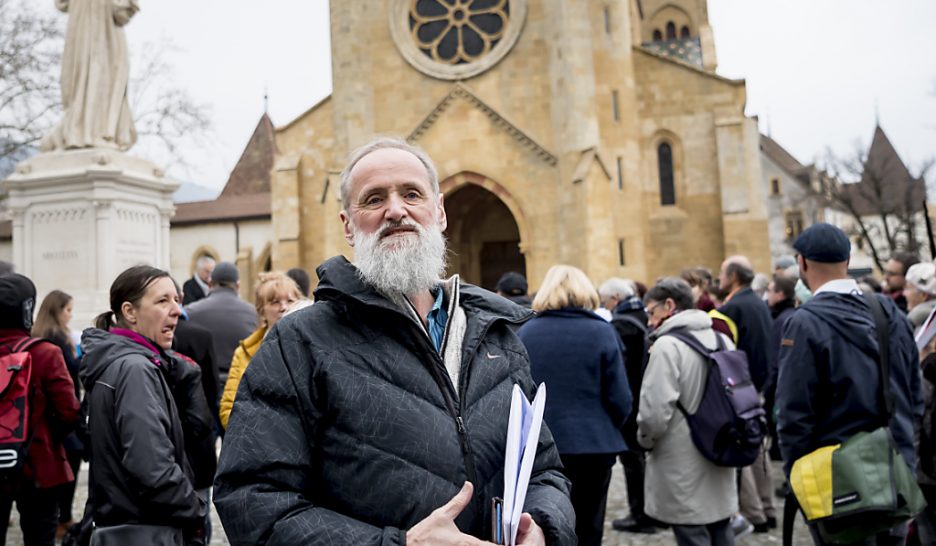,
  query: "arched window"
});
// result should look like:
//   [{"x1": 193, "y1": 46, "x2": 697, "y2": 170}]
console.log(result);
[
  {"x1": 658, "y1": 142, "x2": 676, "y2": 206},
  {"x1": 652, "y1": 29, "x2": 663, "y2": 41},
  {"x1": 680, "y1": 25, "x2": 690, "y2": 38},
  {"x1": 666, "y1": 21, "x2": 676, "y2": 40}
]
